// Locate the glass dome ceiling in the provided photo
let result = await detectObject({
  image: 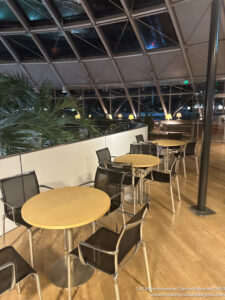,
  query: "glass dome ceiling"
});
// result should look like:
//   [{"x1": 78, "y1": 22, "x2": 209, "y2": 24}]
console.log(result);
[{"x1": 0, "y1": 0, "x2": 224, "y2": 117}]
